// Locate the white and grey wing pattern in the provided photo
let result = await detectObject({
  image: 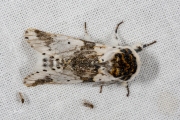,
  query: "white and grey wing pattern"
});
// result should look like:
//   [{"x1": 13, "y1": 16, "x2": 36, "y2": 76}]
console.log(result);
[
  {"x1": 24, "y1": 28, "x2": 141, "y2": 88},
  {"x1": 24, "y1": 28, "x2": 115, "y2": 87}
]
